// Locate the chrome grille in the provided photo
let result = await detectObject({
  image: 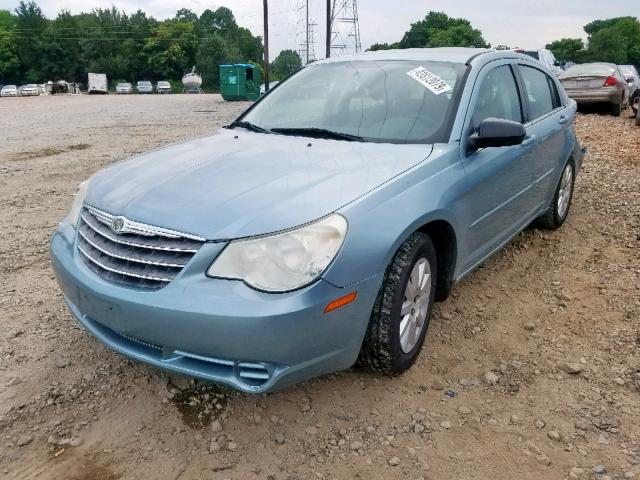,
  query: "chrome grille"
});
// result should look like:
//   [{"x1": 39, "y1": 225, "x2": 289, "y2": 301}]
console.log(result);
[{"x1": 77, "y1": 206, "x2": 205, "y2": 290}]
